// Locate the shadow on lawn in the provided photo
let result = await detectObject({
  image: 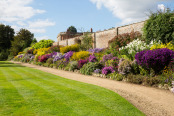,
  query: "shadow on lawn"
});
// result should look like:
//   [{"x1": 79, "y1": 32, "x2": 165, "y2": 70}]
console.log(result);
[{"x1": 0, "y1": 62, "x2": 25, "y2": 67}]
